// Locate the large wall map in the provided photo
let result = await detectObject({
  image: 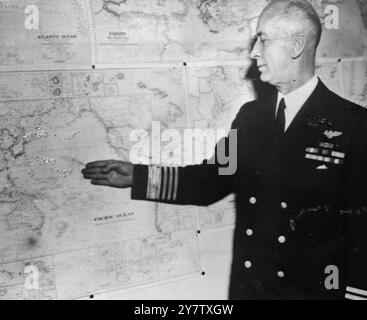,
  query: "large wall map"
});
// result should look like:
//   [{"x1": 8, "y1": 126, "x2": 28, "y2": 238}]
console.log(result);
[{"x1": 0, "y1": 0, "x2": 366, "y2": 299}]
